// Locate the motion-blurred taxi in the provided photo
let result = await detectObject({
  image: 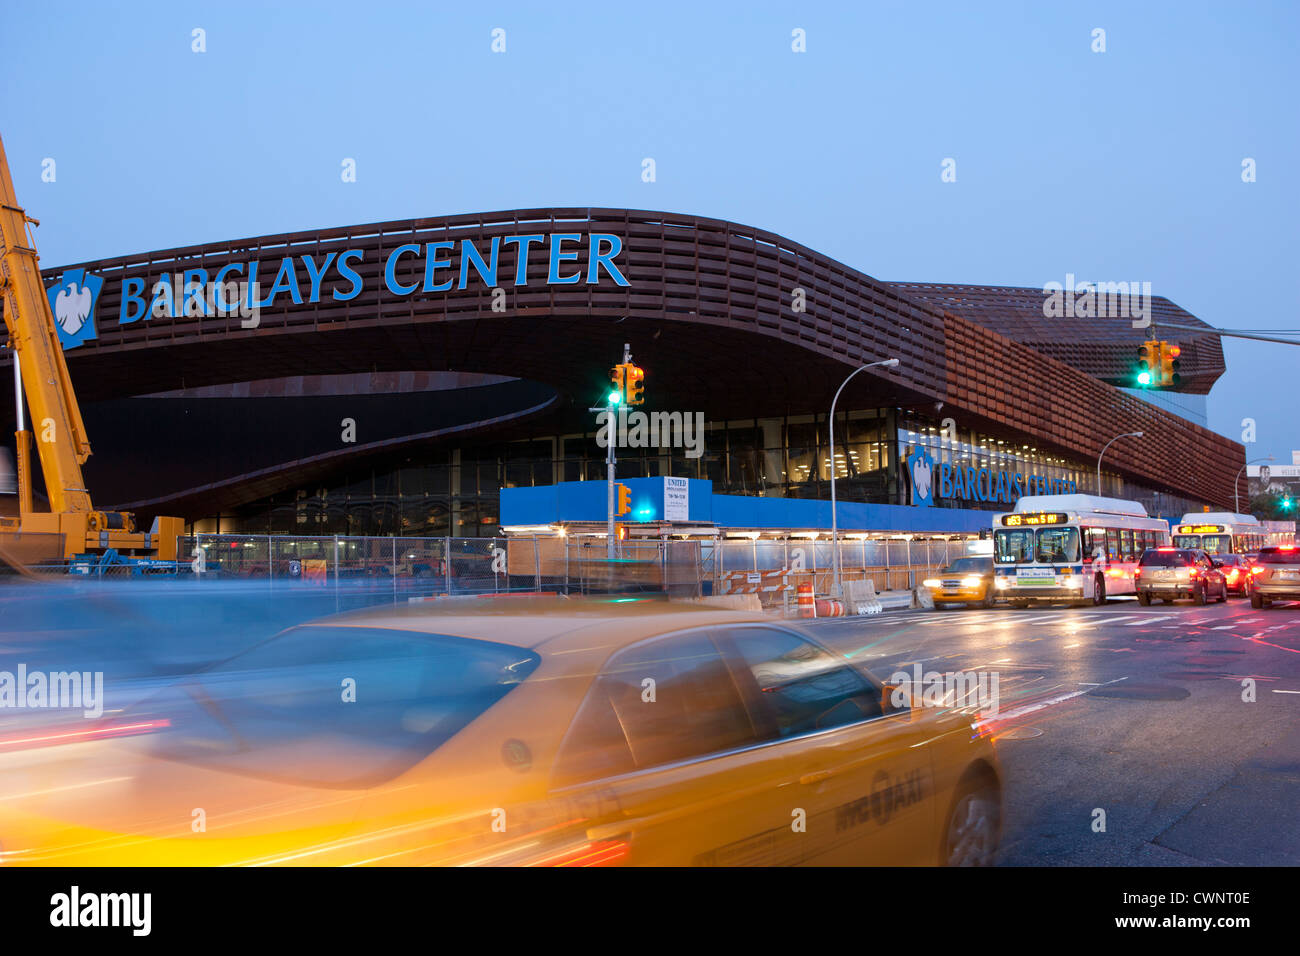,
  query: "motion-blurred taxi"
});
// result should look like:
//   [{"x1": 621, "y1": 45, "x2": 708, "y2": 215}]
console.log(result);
[
  {"x1": 0, "y1": 596, "x2": 1002, "y2": 866},
  {"x1": 922, "y1": 557, "x2": 998, "y2": 609}
]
